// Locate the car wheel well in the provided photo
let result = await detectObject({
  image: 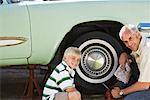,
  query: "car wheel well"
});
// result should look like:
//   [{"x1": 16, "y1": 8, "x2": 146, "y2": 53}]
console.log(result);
[{"x1": 49, "y1": 20, "x2": 124, "y2": 68}]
